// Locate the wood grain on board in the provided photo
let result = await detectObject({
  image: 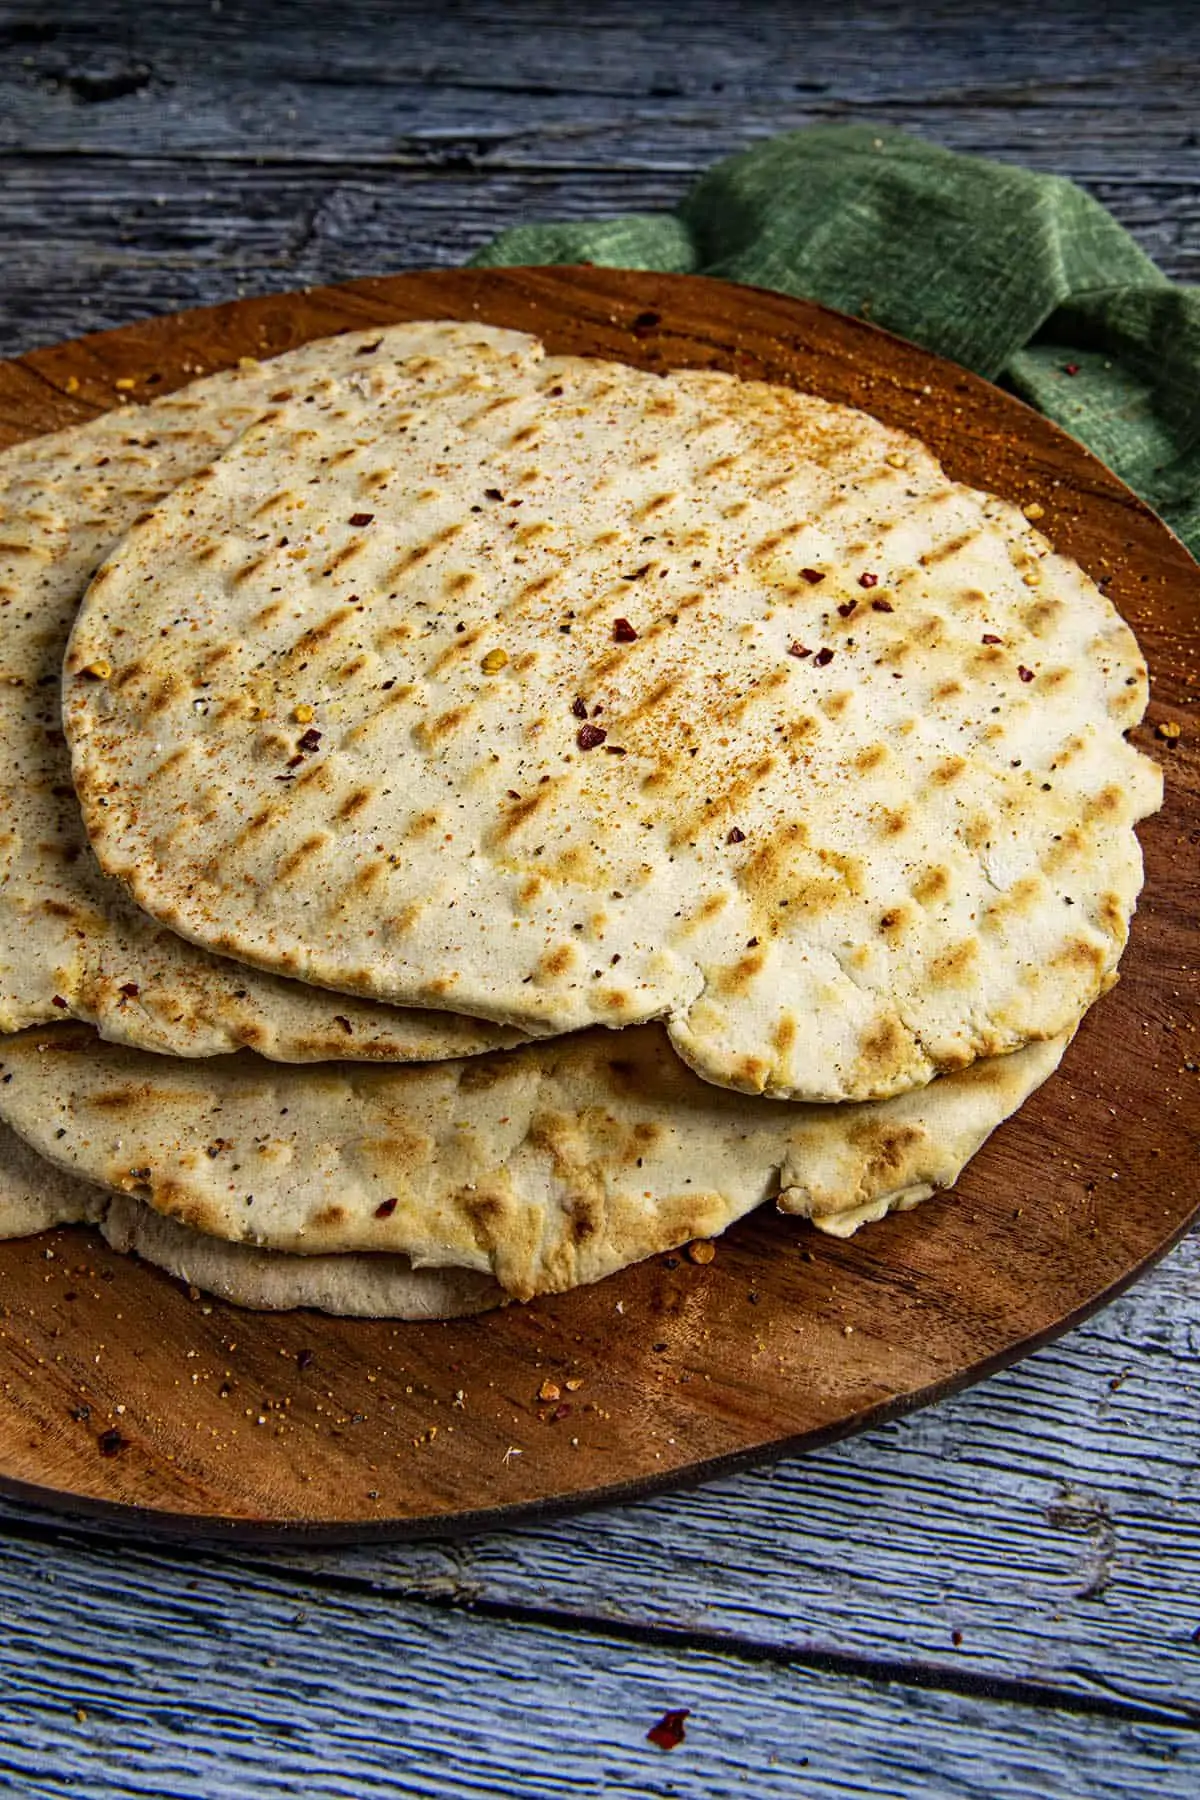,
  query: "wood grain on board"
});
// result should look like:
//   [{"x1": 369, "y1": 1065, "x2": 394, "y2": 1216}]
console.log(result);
[{"x1": 0, "y1": 264, "x2": 1195, "y2": 1540}]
